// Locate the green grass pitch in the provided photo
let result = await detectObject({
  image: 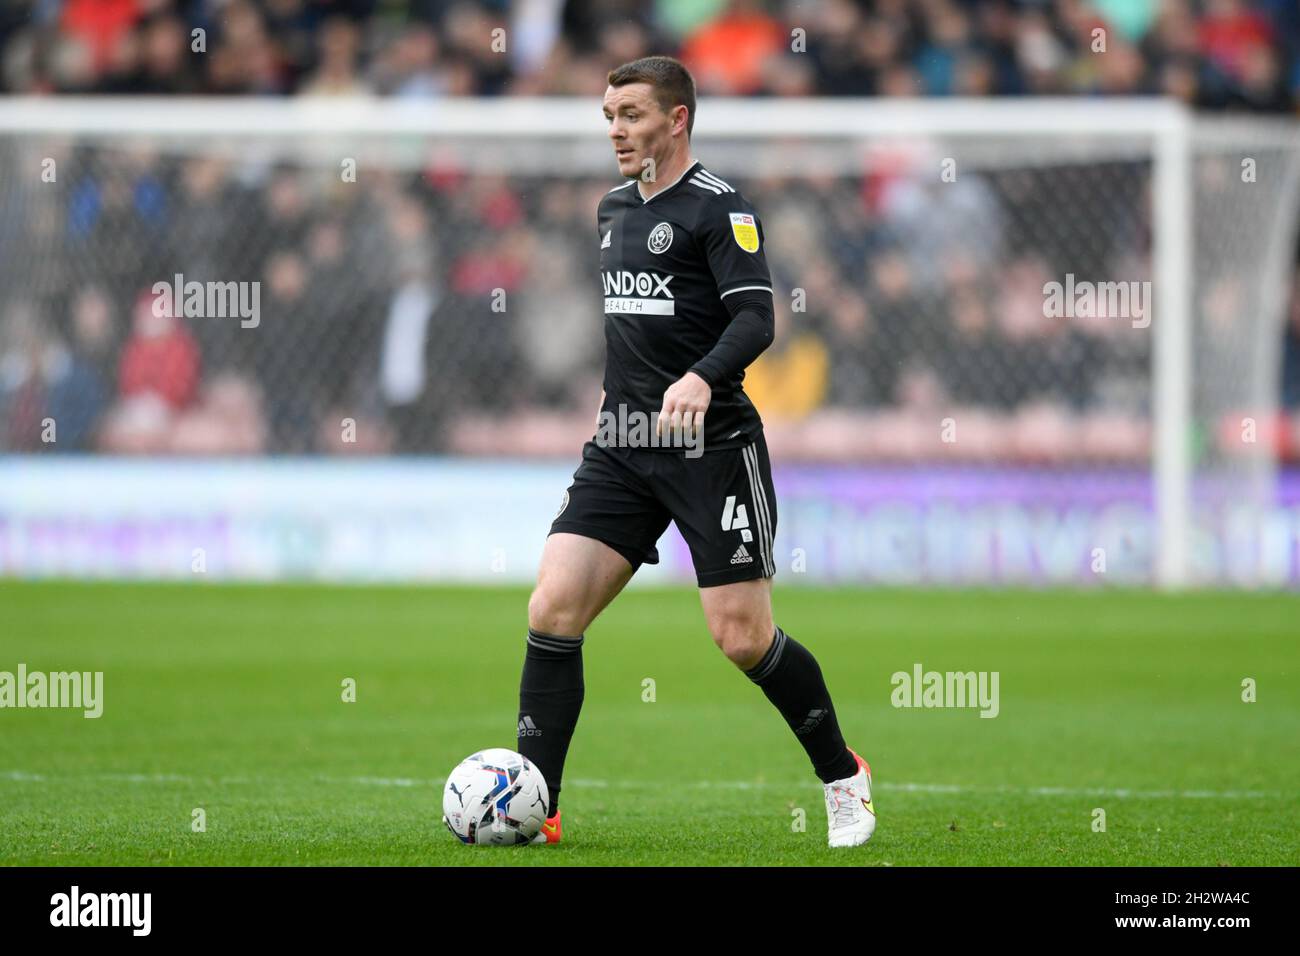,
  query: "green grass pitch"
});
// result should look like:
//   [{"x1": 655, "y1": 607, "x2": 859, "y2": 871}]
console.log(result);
[{"x1": 0, "y1": 580, "x2": 1296, "y2": 866}]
